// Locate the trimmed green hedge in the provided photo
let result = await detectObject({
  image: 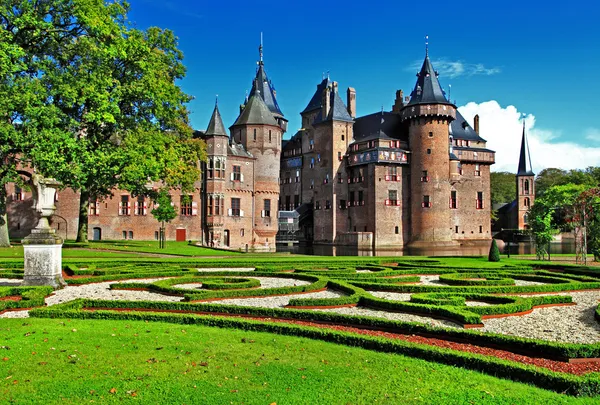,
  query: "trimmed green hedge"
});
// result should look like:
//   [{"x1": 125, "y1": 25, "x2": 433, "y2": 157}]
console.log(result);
[{"x1": 0, "y1": 286, "x2": 53, "y2": 311}]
